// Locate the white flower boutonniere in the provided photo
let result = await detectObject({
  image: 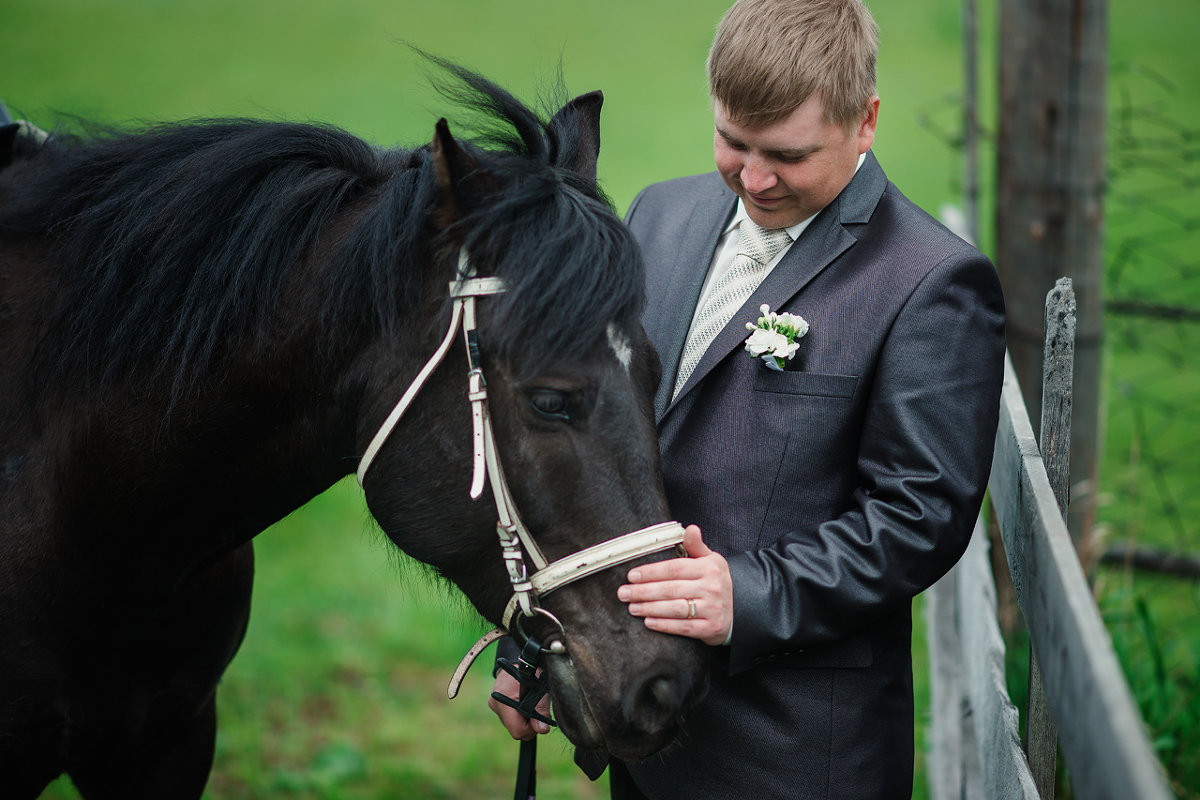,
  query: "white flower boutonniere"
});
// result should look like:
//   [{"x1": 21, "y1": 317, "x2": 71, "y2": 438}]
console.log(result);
[{"x1": 744, "y1": 304, "x2": 809, "y2": 371}]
